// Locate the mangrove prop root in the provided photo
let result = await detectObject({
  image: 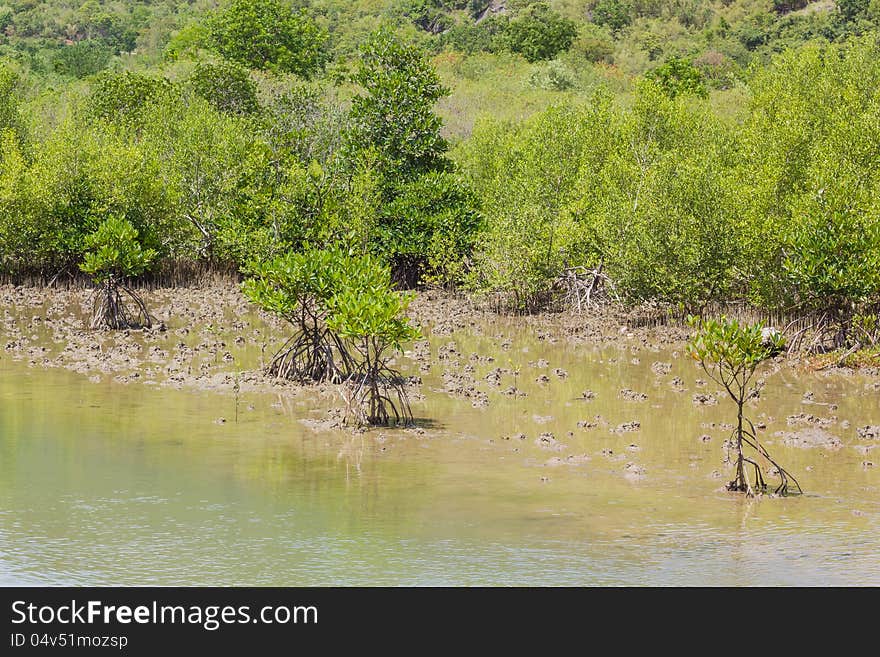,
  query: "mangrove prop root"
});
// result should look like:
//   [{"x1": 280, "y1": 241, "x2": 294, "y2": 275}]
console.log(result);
[
  {"x1": 724, "y1": 419, "x2": 802, "y2": 497},
  {"x1": 266, "y1": 328, "x2": 354, "y2": 384},
  {"x1": 340, "y1": 367, "x2": 414, "y2": 428},
  {"x1": 90, "y1": 280, "x2": 153, "y2": 330}
]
